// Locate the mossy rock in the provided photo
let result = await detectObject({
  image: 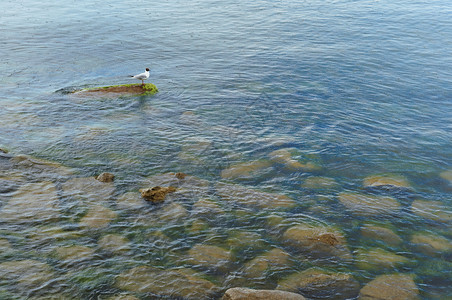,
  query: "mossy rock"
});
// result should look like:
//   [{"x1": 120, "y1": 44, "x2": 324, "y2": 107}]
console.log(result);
[{"x1": 77, "y1": 83, "x2": 158, "y2": 96}]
